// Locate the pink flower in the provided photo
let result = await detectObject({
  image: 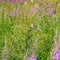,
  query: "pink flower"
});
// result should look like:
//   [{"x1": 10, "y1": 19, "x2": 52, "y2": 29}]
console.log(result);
[
  {"x1": 8, "y1": 0, "x2": 16, "y2": 2},
  {"x1": 15, "y1": 0, "x2": 20, "y2": 2},
  {"x1": 8, "y1": 0, "x2": 28, "y2": 3},
  {"x1": 45, "y1": 8, "x2": 55, "y2": 15},
  {"x1": 0, "y1": 0, "x2": 3, "y2": 2},
  {"x1": 51, "y1": 50, "x2": 60, "y2": 60},
  {"x1": 9, "y1": 8, "x2": 20, "y2": 17},
  {"x1": 27, "y1": 57, "x2": 37, "y2": 60},
  {"x1": 30, "y1": 4, "x2": 39, "y2": 14}
]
